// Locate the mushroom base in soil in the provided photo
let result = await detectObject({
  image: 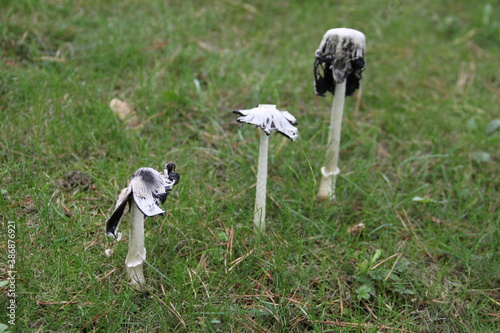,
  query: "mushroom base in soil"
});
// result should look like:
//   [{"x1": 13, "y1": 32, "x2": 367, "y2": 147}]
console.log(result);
[
  {"x1": 313, "y1": 28, "x2": 366, "y2": 200},
  {"x1": 106, "y1": 163, "x2": 180, "y2": 286},
  {"x1": 233, "y1": 104, "x2": 298, "y2": 233}
]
